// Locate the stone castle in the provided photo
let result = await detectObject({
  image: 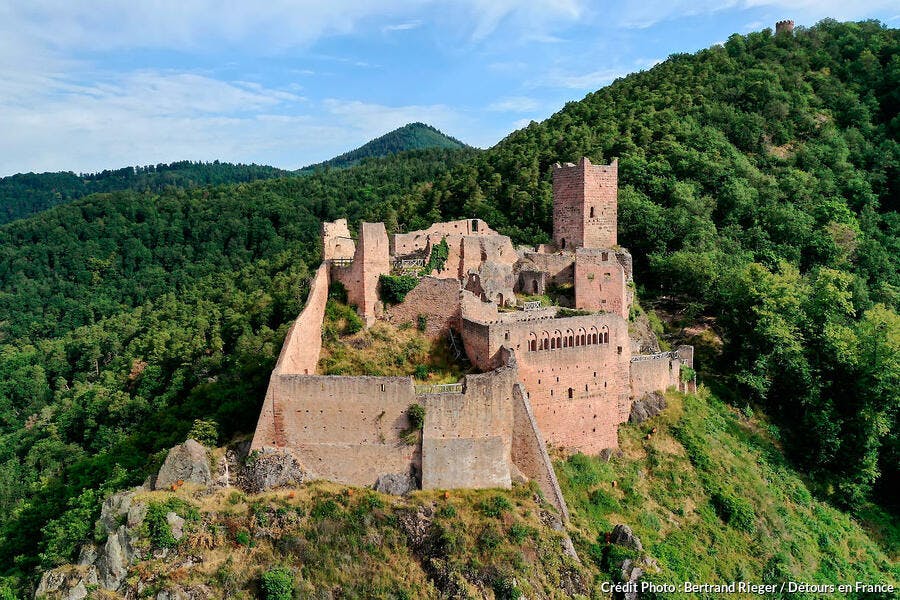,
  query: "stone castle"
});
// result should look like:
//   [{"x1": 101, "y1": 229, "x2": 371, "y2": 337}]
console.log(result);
[{"x1": 251, "y1": 157, "x2": 694, "y2": 518}]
